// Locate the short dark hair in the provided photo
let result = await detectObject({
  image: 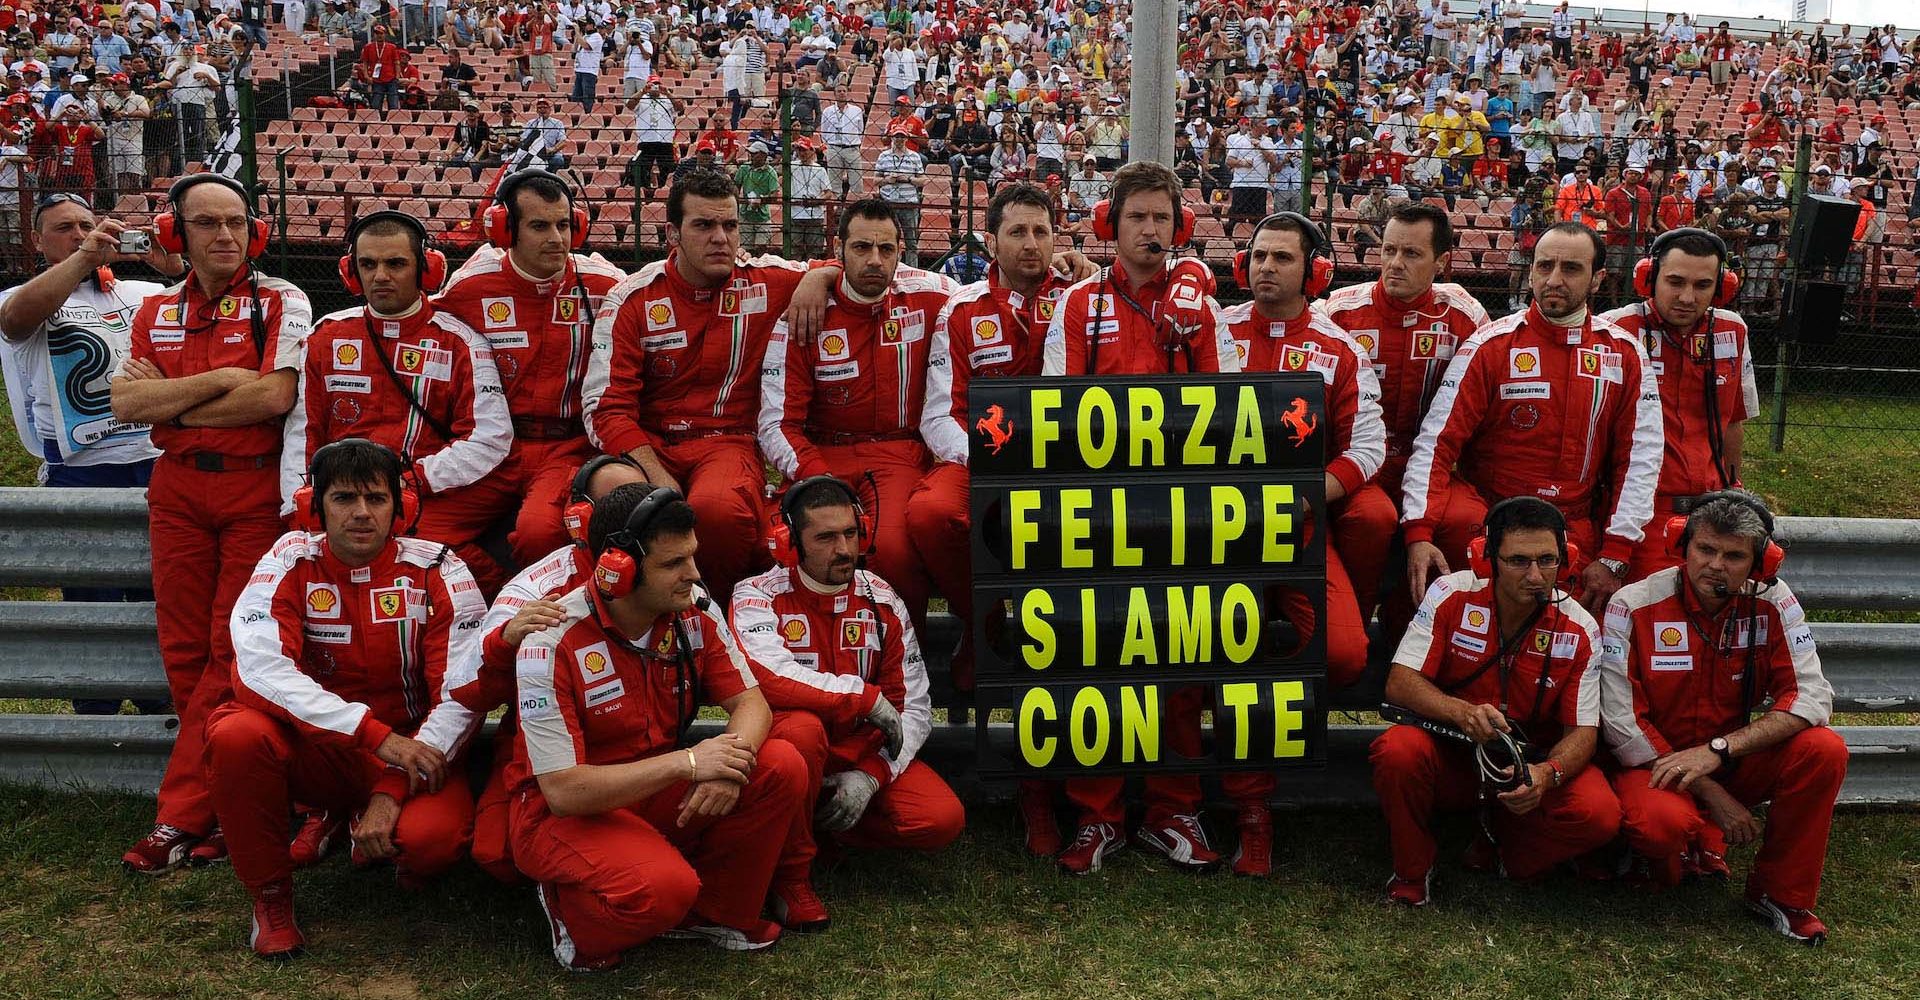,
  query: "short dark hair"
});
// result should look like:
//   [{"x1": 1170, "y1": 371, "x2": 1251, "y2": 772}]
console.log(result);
[
  {"x1": 587, "y1": 483, "x2": 699, "y2": 558},
  {"x1": 1654, "y1": 230, "x2": 1725, "y2": 270},
  {"x1": 837, "y1": 197, "x2": 899, "y2": 241},
  {"x1": 1250, "y1": 212, "x2": 1320, "y2": 255},
  {"x1": 1484, "y1": 496, "x2": 1567, "y2": 562},
  {"x1": 1386, "y1": 202, "x2": 1453, "y2": 255},
  {"x1": 985, "y1": 182, "x2": 1054, "y2": 237},
  {"x1": 502, "y1": 172, "x2": 572, "y2": 235},
  {"x1": 352, "y1": 215, "x2": 425, "y2": 262},
  {"x1": 310, "y1": 438, "x2": 405, "y2": 523},
  {"x1": 666, "y1": 168, "x2": 738, "y2": 228},
  {"x1": 788, "y1": 477, "x2": 859, "y2": 536},
  {"x1": 1541, "y1": 221, "x2": 1606, "y2": 269},
  {"x1": 1107, "y1": 160, "x2": 1183, "y2": 221}
]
